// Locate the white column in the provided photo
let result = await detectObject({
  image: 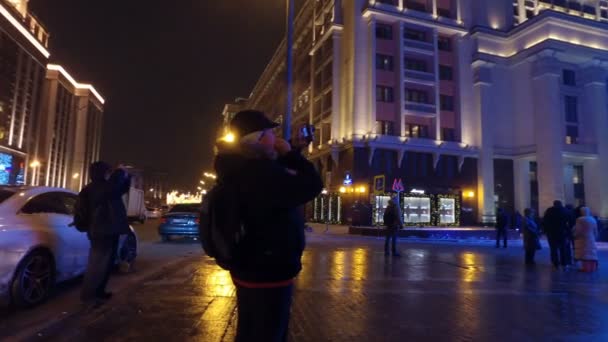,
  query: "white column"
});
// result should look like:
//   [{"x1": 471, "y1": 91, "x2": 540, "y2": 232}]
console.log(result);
[
  {"x1": 369, "y1": 18, "x2": 377, "y2": 135},
  {"x1": 432, "y1": 0, "x2": 437, "y2": 17},
  {"x1": 352, "y1": 7, "x2": 371, "y2": 138},
  {"x1": 398, "y1": 0, "x2": 404, "y2": 11},
  {"x1": 582, "y1": 65, "x2": 608, "y2": 217},
  {"x1": 398, "y1": 22, "x2": 405, "y2": 136},
  {"x1": 331, "y1": 32, "x2": 342, "y2": 141},
  {"x1": 433, "y1": 29, "x2": 440, "y2": 140},
  {"x1": 584, "y1": 158, "x2": 601, "y2": 214},
  {"x1": 473, "y1": 61, "x2": 496, "y2": 223},
  {"x1": 513, "y1": 158, "x2": 531, "y2": 213},
  {"x1": 563, "y1": 164, "x2": 574, "y2": 205},
  {"x1": 532, "y1": 52, "x2": 565, "y2": 213},
  {"x1": 518, "y1": 0, "x2": 526, "y2": 23},
  {"x1": 456, "y1": 0, "x2": 463, "y2": 23}
]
